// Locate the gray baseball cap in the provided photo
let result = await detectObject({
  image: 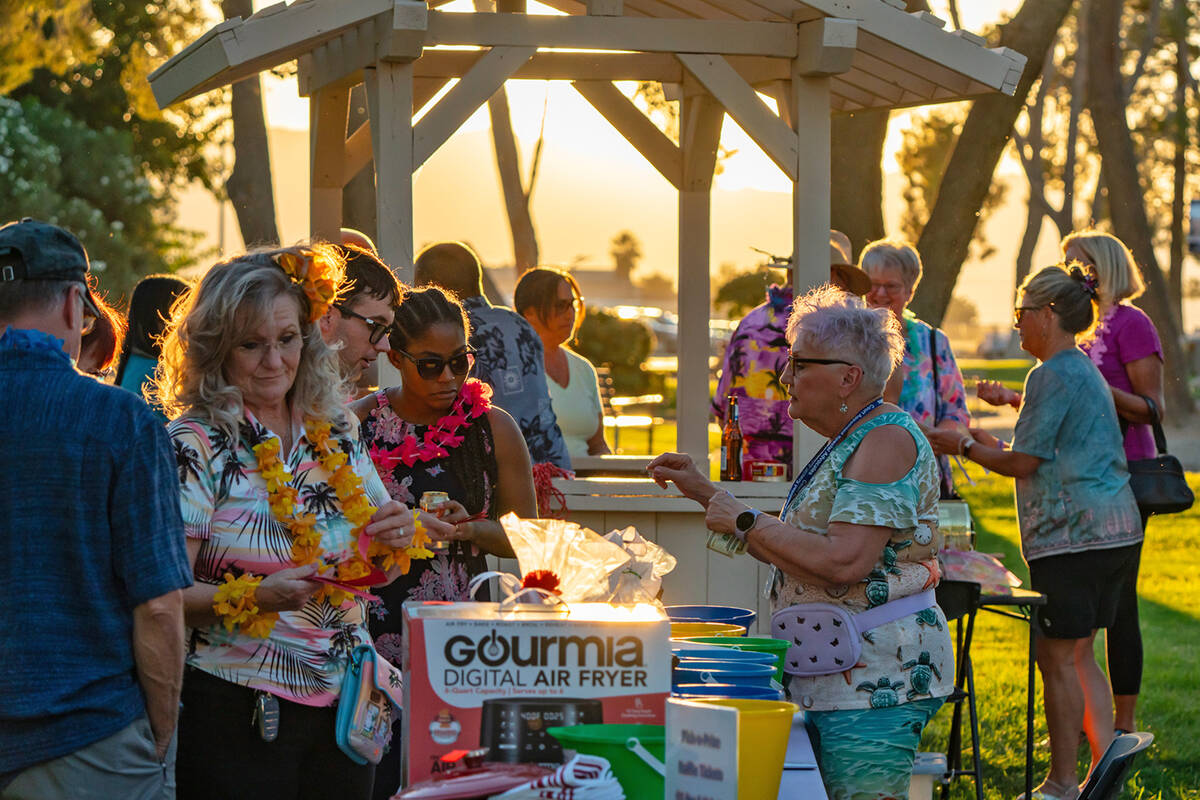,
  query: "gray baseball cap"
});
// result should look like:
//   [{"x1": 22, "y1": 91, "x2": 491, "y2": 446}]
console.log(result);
[{"x1": 0, "y1": 218, "x2": 99, "y2": 317}]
